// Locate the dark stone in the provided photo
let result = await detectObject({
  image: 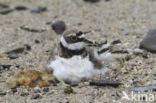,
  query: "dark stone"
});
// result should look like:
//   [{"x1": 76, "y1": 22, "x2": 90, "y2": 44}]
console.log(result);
[
  {"x1": 8, "y1": 52, "x2": 18, "y2": 59},
  {"x1": 35, "y1": 40, "x2": 40, "y2": 44},
  {"x1": 140, "y1": 28, "x2": 156, "y2": 52},
  {"x1": 52, "y1": 20, "x2": 66, "y2": 34},
  {"x1": 83, "y1": 0, "x2": 100, "y2": 3},
  {"x1": 64, "y1": 86, "x2": 74, "y2": 94},
  {"x1": 0, "y1": 8, "x2": 13, "y2": 14},
  {"x1": 46, "y1": 22, "x2": 52, "y2": 25},
  {"x1": 90, "y1": 80, "x2": 122, "y2": 87},
  {"x1": 31, "y1": 93, "x2": 40, "y2": 99},
  {"x1": 111, "y1": 39, "x2": 121, "y2": 45},
  {"x1": 15, "y1": 6, "x2": 28, "y2": 11},
  {"x1": 11, "y1": 88, "x2": 17, "y2": 93},
  {"x1": 6, "y1": 47, "x2": 25, "y2": 54},
  {"x1": 31, "y1": 7, "x2": 47, "y2": 13},
  {"x1": 43, "y1": 87, "x2": 49, "y2": 92},
  {"x1": 20, "y1": 92, "x2": 29, "y2": 96},
  {"x1": 0, "y1": 91, "x2": 6, "y2": 96},
  {"x1": 24, "y1": 44, "x2": 31, "y2": 51},
  {"x1": 16, "y1": 65, "x2": 20, "y2": 68},
  {"x1": 0, "y1": 64, "x2": 11, "y2": 69},
  {"x1": 125, "y1": 55, "x2": 132, "y2": 61}
]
